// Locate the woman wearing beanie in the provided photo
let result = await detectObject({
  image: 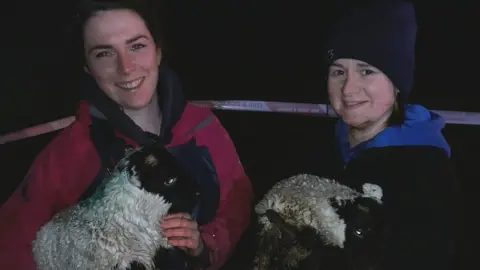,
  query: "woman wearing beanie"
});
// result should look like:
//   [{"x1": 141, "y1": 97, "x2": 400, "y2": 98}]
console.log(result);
[{"x1": 322, "y1": 0, "x2": 459, "y2": 269}]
